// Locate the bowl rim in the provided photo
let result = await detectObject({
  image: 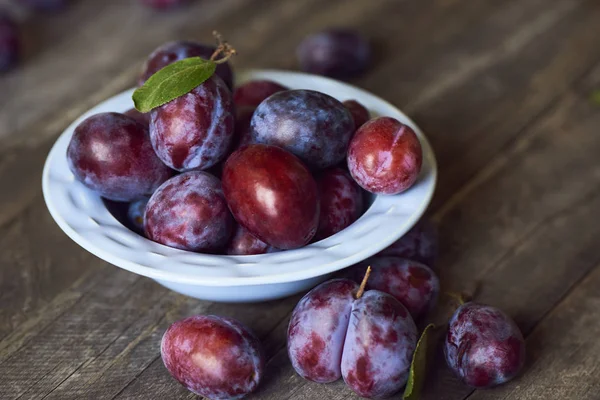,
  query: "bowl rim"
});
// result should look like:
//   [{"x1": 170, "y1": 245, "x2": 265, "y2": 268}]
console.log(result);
[{"x1": 42, "y1": 69, "x2": 437, "y2": 287}]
